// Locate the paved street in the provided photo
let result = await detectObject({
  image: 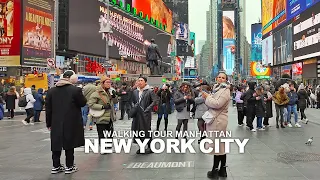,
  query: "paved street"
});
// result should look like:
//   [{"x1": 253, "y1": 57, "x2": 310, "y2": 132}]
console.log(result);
[{"x1": 1, "y1": 106, "x2": 320, "y2": 180}]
